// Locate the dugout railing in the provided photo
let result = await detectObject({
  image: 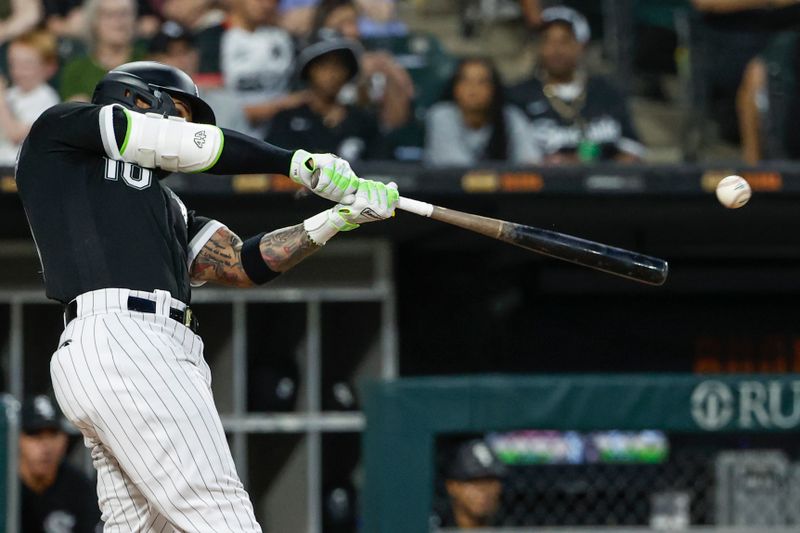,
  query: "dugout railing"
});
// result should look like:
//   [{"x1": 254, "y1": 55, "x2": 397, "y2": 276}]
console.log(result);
[{"x1": 362, "y1": 375, "x2": 800, "y2": 532}]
